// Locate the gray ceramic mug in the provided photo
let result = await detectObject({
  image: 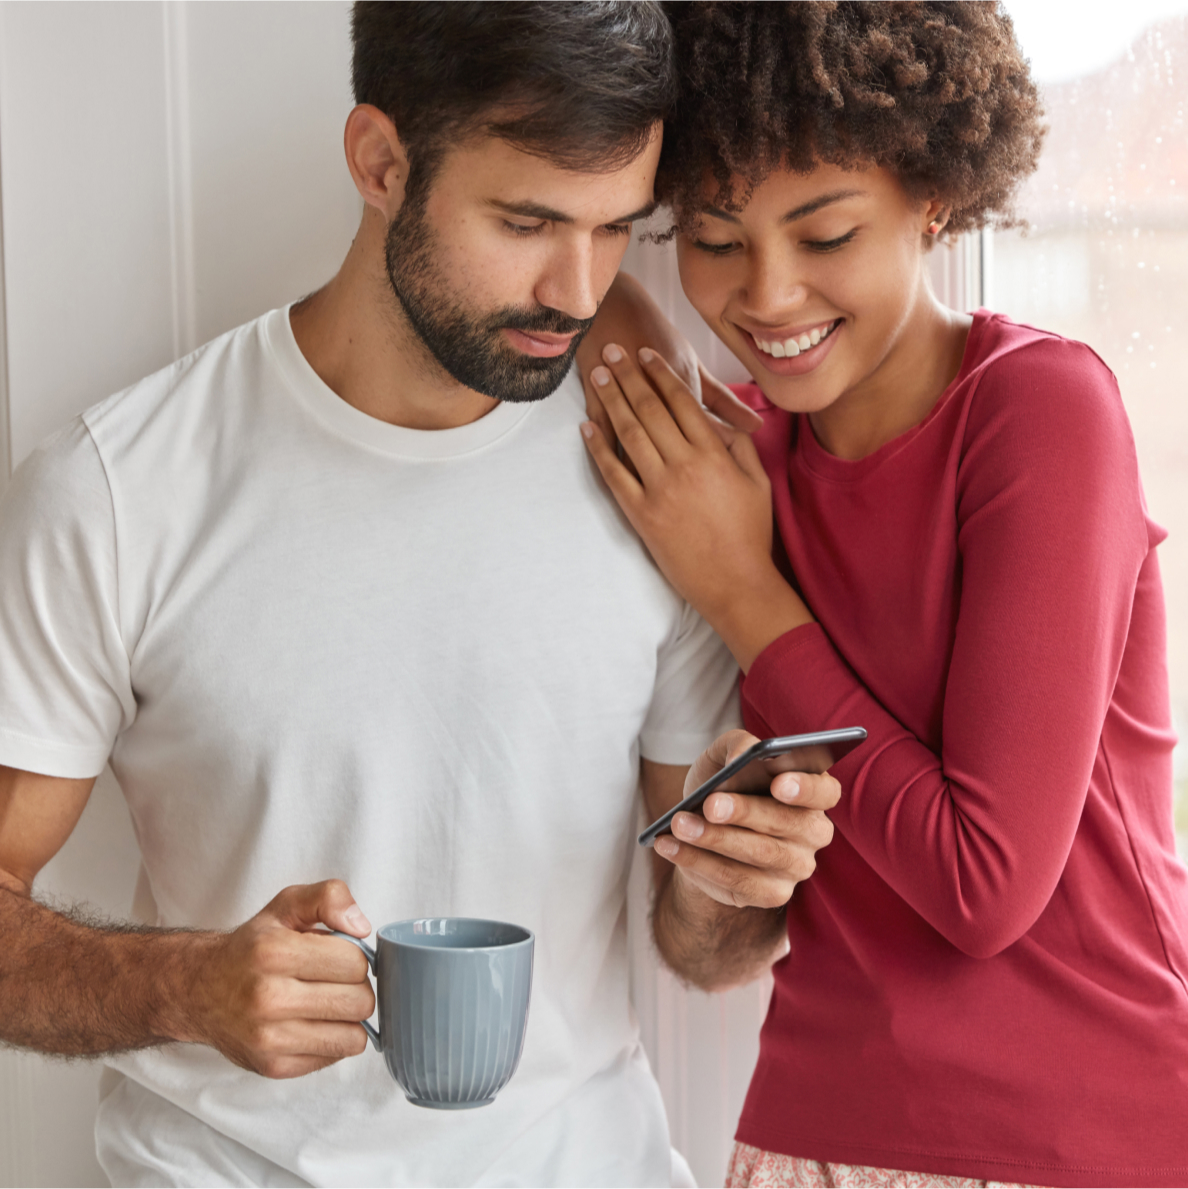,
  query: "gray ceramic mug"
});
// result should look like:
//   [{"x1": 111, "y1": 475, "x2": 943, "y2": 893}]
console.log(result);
[{"x1": 331, "y1": 917, "x2": 534, "y2": 1110}]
